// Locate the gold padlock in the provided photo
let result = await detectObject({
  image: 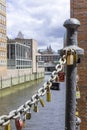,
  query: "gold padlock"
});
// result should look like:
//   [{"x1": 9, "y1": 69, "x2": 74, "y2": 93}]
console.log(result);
[
  {"x1": 46, "y1": 87, "x2": 51, "y2": 102},
  {"x1": 33, "y1": 103, "x2": 39, "y2": 112},
  {"x1": 76, "y1": 86, "x2": 80, "y2": 99},
  {"x1": 26, "y1": 111, "x2": 31, "y2": 120},
  {"x1": 39, "y1": 98, "x2": 45, "y2": 107},
  {"x1": 55, "y1": 76, "x2": 59, "y2": 82},
  {"x1": 76, "y1": 91, "x2": 80, "y2": 99},
  {"x1": 76, "y1": 111, "x2": 79, "y2": 116},
  {"x1": 4, "y1": 123, "x2": 11, "y2": 130},
  {"x1": 67, "y1": 50, "x2": 74, "y2": 65},
  {"x1": 74, "y1": 51, "x2": 78, "y2": 63}
]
